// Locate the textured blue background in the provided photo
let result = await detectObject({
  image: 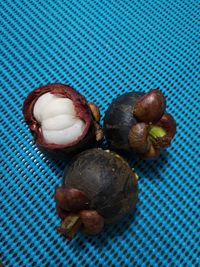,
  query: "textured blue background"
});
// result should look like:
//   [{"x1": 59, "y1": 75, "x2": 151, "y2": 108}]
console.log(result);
[{"x1": 1, "y1": 0, "x2": 199, "y2": 266}]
